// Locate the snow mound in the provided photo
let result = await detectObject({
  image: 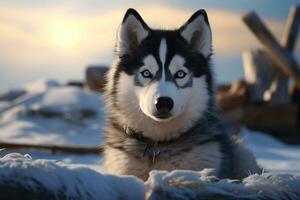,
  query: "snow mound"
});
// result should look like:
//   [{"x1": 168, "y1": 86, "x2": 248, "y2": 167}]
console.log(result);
[
  {"x1": 1, "y1": 153, "x2": 299, "y2": 200},
  {"x1": 36, "y1": 86, "x2": 103, "y2": 114},
  {"x1": 0, "y1": 153, "x2": 144, "y2": 200},
  {"x1": 0, "y1": 85, "x2": 105, "y2": 146},
  {"x1": 146, "y1": 170, "x2": 300, "y2": 200},
  {"x1": 0, "y1": 89, "x2": 26, "y2": 102},
  {"x1": 25, "y1": 79, "x2": 61, "y2": 92}
]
